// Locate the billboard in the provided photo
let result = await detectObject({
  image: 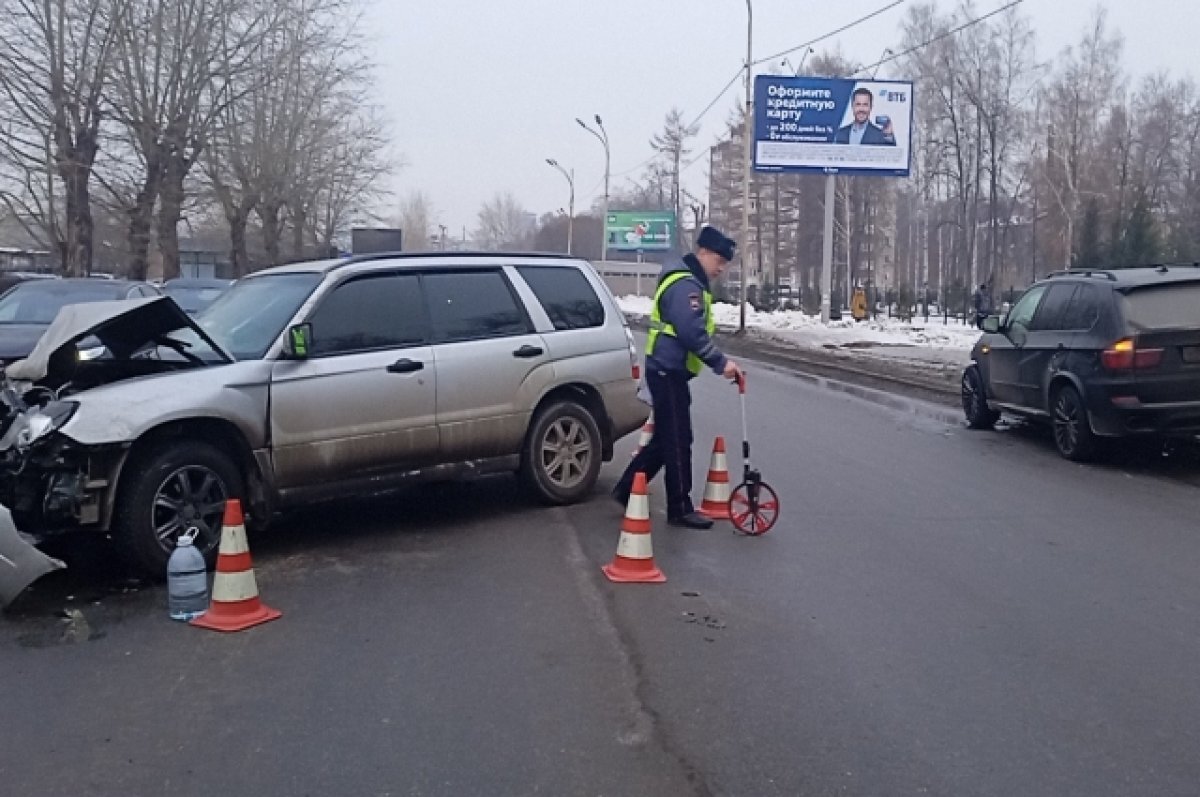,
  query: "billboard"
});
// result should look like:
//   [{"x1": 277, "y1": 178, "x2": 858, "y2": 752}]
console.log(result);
[
  {"x1": 605, "y1": 211, "x2": 676, "y2": 252},
  {"x1": 753, "y1": 75, "x2": 914, "y2": 177}
]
